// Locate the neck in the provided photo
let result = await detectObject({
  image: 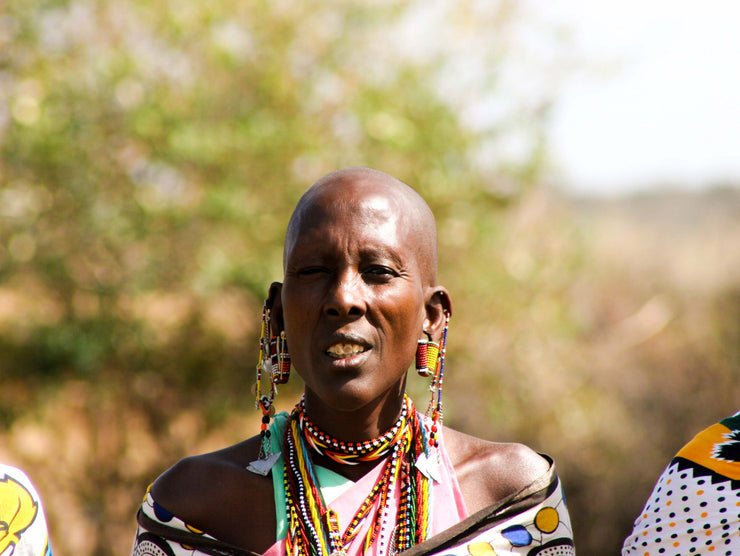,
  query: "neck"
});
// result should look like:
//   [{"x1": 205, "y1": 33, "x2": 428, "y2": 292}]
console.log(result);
[
  {"x1": 301, "y1": 386, "x2": 407, "y2": 442},
  {"x1": 298, "y1": 388, "x2": 411, "y2": 482}
]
